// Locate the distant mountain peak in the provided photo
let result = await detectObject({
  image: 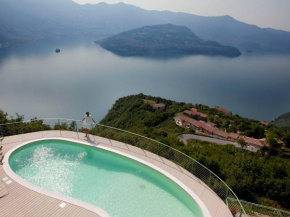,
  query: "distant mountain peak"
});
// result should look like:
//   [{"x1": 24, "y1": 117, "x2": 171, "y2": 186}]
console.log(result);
[{"x1": 1, "y1": 0, "x2": 290, "y2": 53}]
